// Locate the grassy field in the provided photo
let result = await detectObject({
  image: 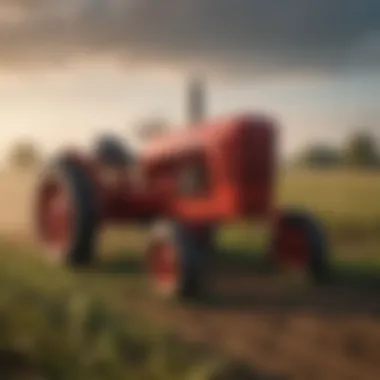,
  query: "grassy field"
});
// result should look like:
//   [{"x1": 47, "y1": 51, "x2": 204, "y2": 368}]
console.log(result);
[
  {"x1": 1, "y1": 167, "x2": 379, "y2": 235},
  {"x1": 0, "y1": 168, "x2": 380, "y2": 379},
  {"x1": 0, "y1": 239, "x2": 257, "y2": 380},
  {"x1": 279, "y1": 169, "x2": 380, "y2": 234}
]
